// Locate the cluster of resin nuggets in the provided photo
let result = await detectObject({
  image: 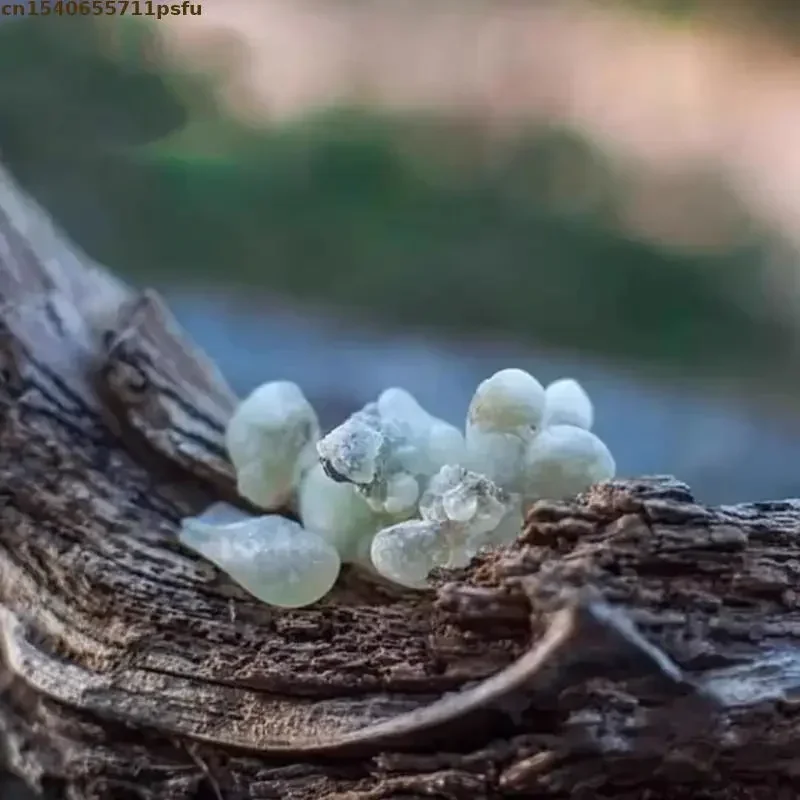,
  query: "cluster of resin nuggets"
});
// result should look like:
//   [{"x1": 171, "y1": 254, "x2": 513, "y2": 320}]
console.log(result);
[{"x1": 180, "y1": 369, "x2": 615, "y2": 607}]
